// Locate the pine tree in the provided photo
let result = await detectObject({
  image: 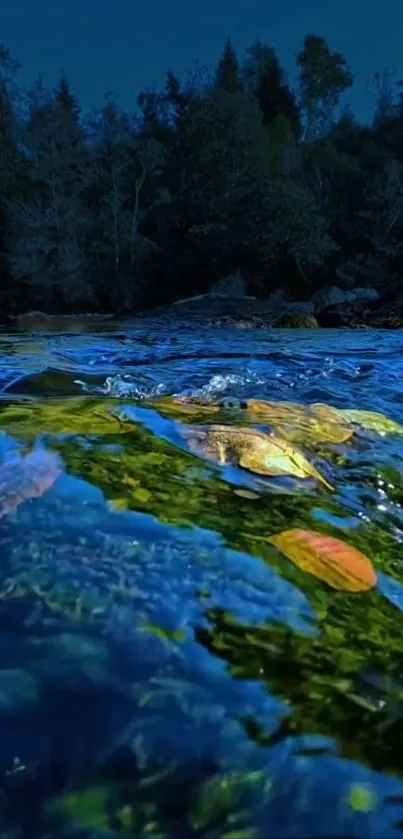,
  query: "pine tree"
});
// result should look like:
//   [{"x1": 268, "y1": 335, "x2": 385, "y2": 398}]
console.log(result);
[
  {"x1": 256, "y1": 54, "x2": 301, "y2": 137},
  {"x1": 6, "y1": 76, "x2": 90, "y2": 307},
  {"x1": 0, "y1": 45, "x2": 21, "y2": 195},
  {"x1": 244, "y1": 41, "x2": 301, "y2": 136},
  {"x1": 215, "y1": 39, "x2": 243, "y2": 94}
]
